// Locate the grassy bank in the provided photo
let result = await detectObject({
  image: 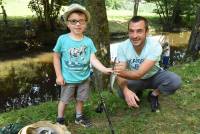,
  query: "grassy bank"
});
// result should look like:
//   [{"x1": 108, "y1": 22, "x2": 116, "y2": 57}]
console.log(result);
[{"x1": 0, "y1": 60, "x2": 200, "y2": 134}]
